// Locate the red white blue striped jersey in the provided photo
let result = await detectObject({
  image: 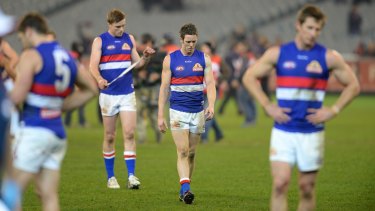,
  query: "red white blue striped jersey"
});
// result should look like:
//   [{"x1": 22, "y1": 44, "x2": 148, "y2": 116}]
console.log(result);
[
  {"x1": 275, "y1": 41, "x2": 329, "y2": 133},
  {"x1": 169, "y1": 50, "x2": 205, "y2": 113},
  {"x1": 23, "y1": 41, "x2": 77, "y2": 139},
  {"x1": 99, "y1": 32, "x2": 134, "y2": 95}
]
